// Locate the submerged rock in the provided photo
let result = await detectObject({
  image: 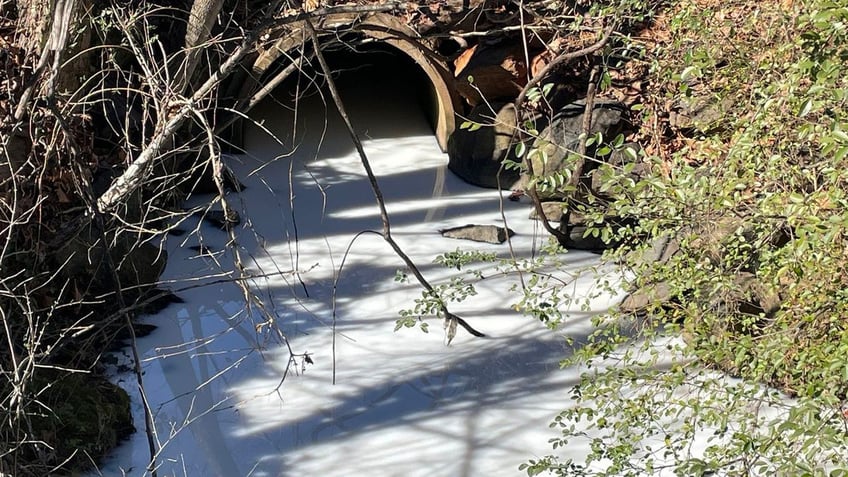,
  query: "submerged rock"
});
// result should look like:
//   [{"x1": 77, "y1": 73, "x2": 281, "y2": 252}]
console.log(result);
[{"x1": 204, "y1": 208, "x2": 241, "y2": 229}]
